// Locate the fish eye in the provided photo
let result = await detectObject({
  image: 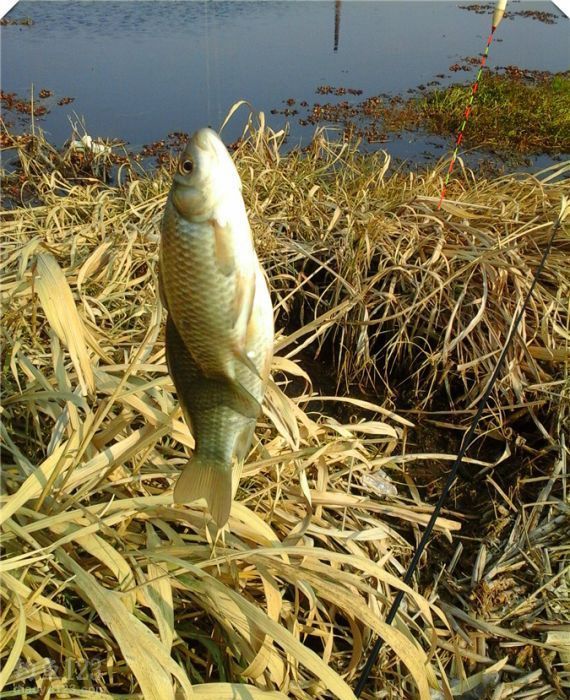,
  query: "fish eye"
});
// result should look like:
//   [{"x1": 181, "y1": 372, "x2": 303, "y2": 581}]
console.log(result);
[{"x1": 179, "y1": 159, "x2": 194, "y2": 175}]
